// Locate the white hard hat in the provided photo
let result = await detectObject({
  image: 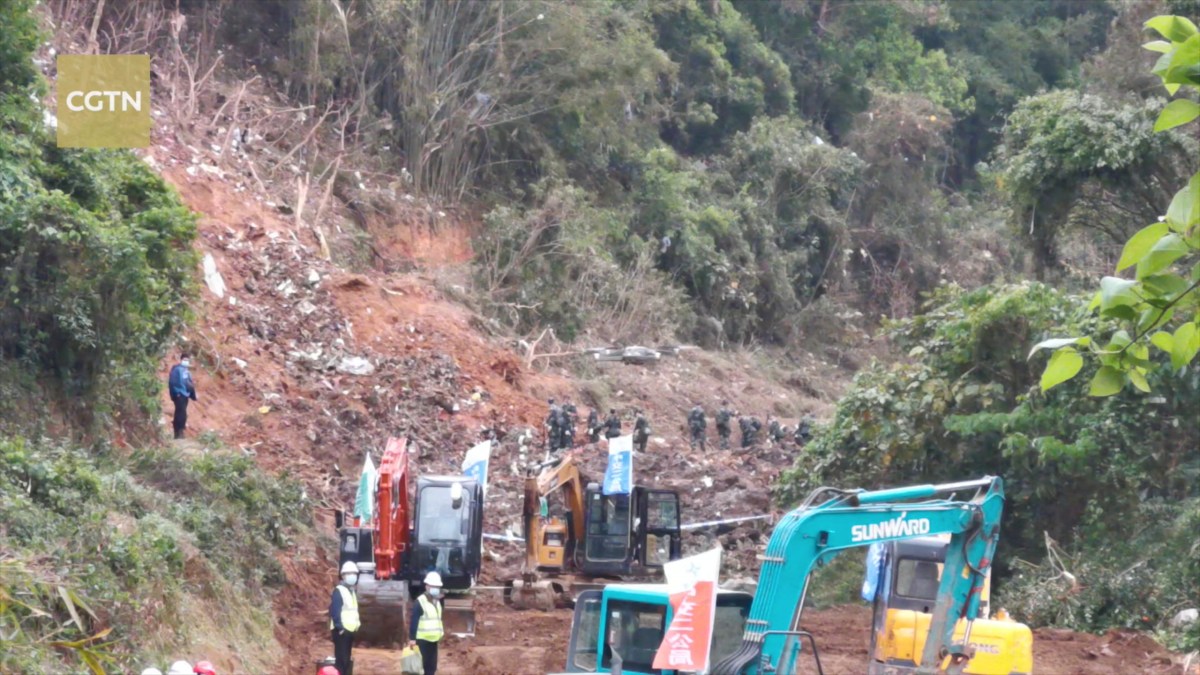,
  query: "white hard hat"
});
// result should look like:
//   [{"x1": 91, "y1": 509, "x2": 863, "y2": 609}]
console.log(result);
[
  {"x1": 423, "y1": 571, "x2": 443, "y2": 587},
  {"x1": 167, "y1": 662, "x2": 193, "y2": 675},
  {"x1": 340, "y1": 561, "x2": 359, "y2": 575},
  {"x1": 141, "y1": 669, "x2": 164, "y2": 675}
]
